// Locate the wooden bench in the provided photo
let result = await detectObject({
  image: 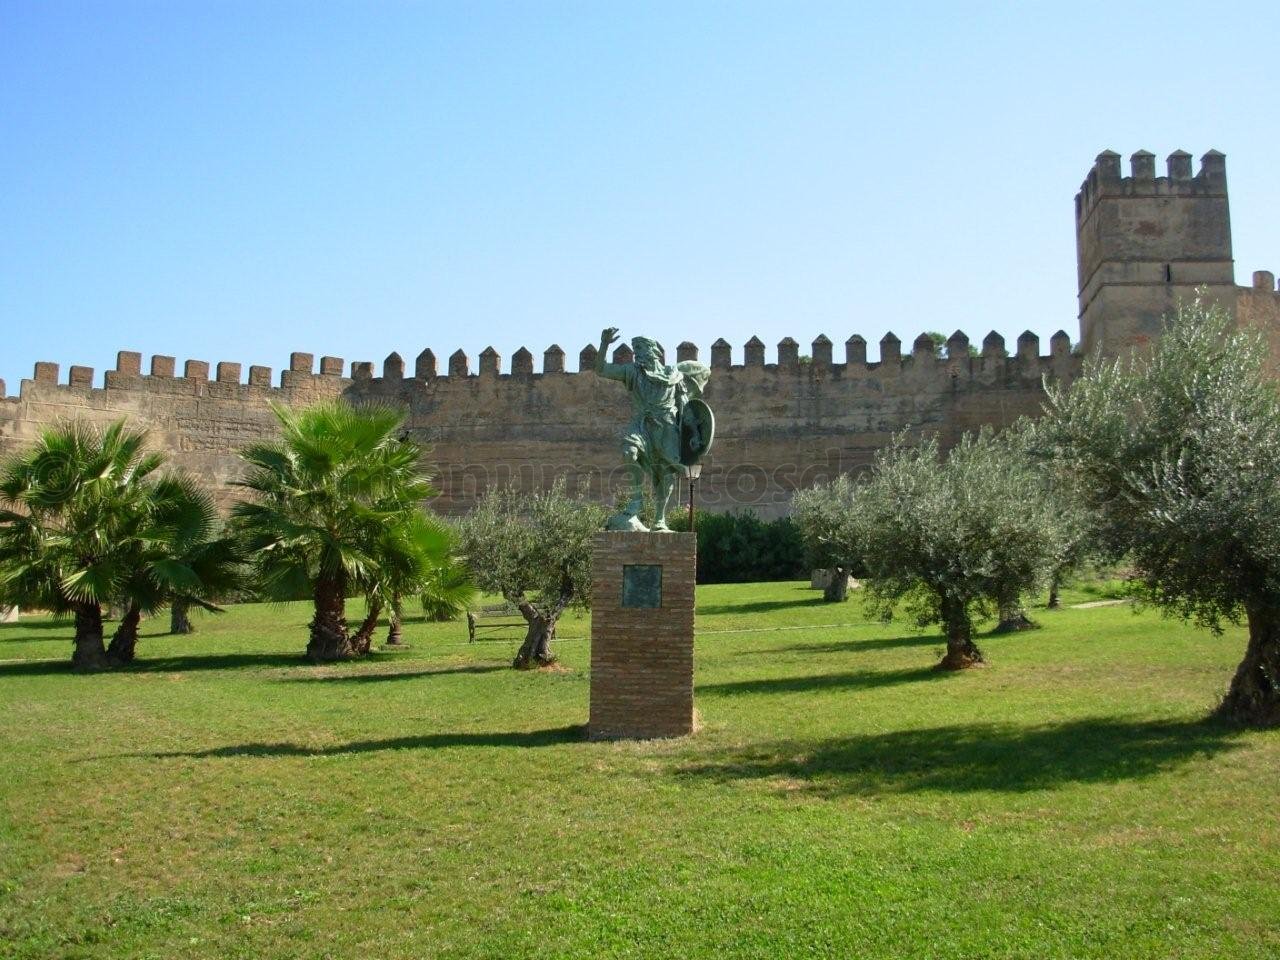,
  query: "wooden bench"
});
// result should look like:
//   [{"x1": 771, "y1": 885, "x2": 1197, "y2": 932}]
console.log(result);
[{"x1": 466, "y1": 603, "x2": 527, "y2": 643}]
